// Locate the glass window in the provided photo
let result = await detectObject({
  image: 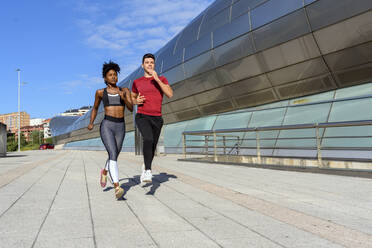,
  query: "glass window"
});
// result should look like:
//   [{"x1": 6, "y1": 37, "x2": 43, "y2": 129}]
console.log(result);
[
  {"x1": 164, "y1": 121, "x2": 188, "y2": 147},
  {"x1": 243, "y1": 107, "x2": 287, "y2": 147},
  {"x1": 283, "y1": 103, "x2": 331, "y2": 125},
  {"x1": 322, "y1": 137, "x2": 372, "y2": 148},
  {"x1": 175, "y1": 14, "x2": 204, "y2": 51},
  {"x1": 199, "y1": 7, "x2": 230, "y2": 37},
  {"x1": 328, "y1": 98, "x2": 372, "y2": 122},
  {"x1": 213, "y1": 13, "x2": 251, "y2": 47},
  {"x1": 251, "y1": 0, "x2": 303, "y2": 29},
  {"x1": 184, "y1": 116, "x2": 217, "y2": 147},
  {"x1": 252, "y1": 9, "x2": 310, "y2": 51},
  {"x1": 277, "y1": 103, "x2": 331, "y2": 146},
  {"x1": 123, "y1": 131, "x2": 134, "y2": 147},
  {"x1": 306, "y1": 0, "x2": 372, "y2": 31},
  {"x1": 289, "y1": 91, "x2": 335, "y2": 105},
  {"x1": 162, "y1": 64, "x2": 185, "y2": 85},
  {"x1": 206, "y1": 0, "x2": 232, "y2": 18},
  {"x1": 185, "y1": 116, "x2": 217, "y2": 131},
  {"x1": 214, "y1": 33, "x2": 255, "y2": 66},
  {"x1": 213, "y1": 112, "x2": 252, "y2": 147},
  {"x1": 253, "y1": 100, "x2": 290, "y2": 111},
  {"x1": 220, "y1": 53, "x2": 264, "y2": 82},
  {"x1": 324, "y1": 87, "x2": 372, "y2": 148},
  {"x1": 184, "y1": 51, "x2": 215, "y2": 78},
  {"x1": 213, "y1": 111, "x2": 252, "y2": 130},
  {"x1": 324, "y1": 42, "x2": 372, "y2": 72},
  {"x1": 162, "y1": 48, "x2": 184, "y2": 72},
  {"x1": 267, "y1": 58, "x2": 329, "y2": 87},
  {"x1": 232, "y1": 0, "x2": 267, "y2": 20},
  {"x1": 323, "y1": 125, "x2": 372, "y2": 148},
  {"x1": 184, "y1": 34, "x2": 211, "y2": 61},
  {"x1": 334, "y1": 82, "x2": 372, "y2": 99}
]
